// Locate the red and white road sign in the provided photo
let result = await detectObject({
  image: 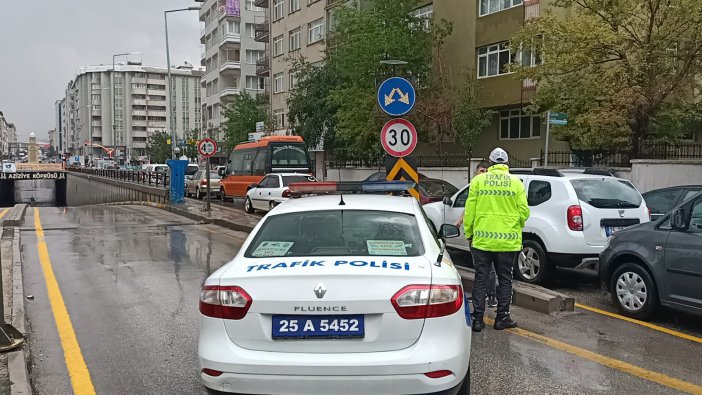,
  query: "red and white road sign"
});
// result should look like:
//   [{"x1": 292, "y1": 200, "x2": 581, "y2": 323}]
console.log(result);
[
  {"x1": 381, "y1": 118, "x2": 418, "y2": 157},
  {"x1": 197, "y1": 138, "x2": 218, "y2": 158}
]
